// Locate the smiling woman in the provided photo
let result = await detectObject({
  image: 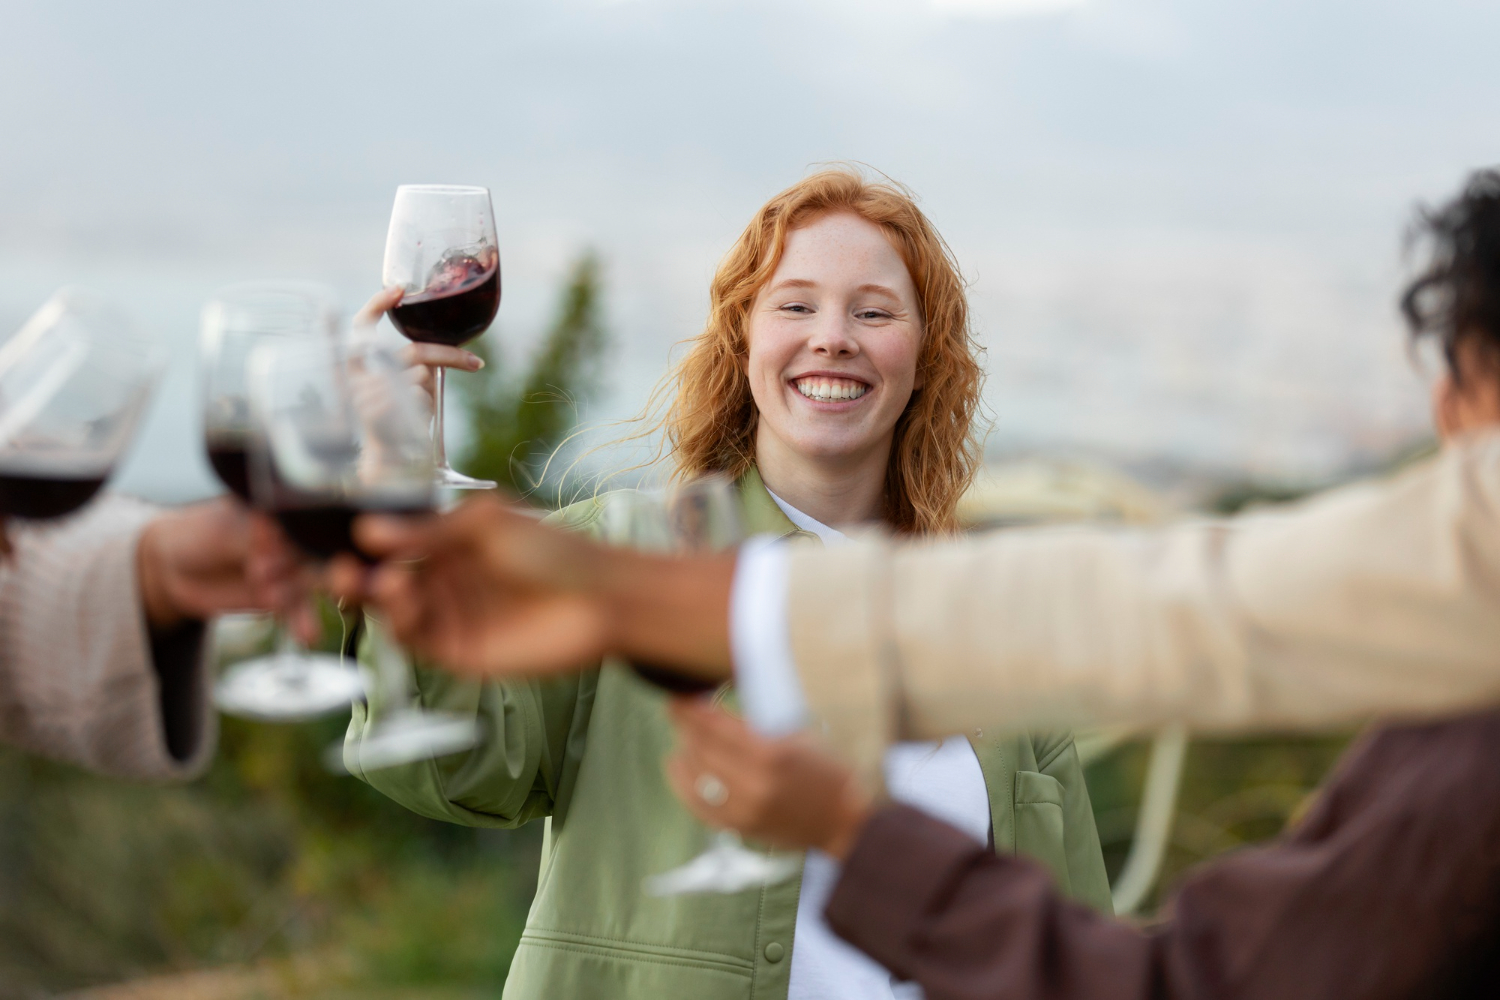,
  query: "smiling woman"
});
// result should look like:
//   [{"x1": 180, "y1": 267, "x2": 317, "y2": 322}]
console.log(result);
[
  {"x1": 347, "y1": 167, "x2": 1110, "y2": 1000},
  {"x1": 659, "y1": 168, "x2": 984, "y2": 533}
]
